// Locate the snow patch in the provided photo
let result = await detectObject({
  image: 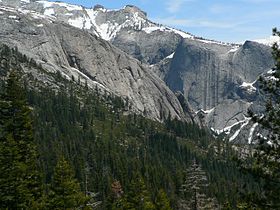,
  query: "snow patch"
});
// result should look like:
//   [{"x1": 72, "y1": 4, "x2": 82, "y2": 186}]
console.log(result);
[
  {"x1": 257, "y1": 133, "x2": 267, "y2": 140},
  {"x1": 69, "y1": 67, "x2": 107, "y2": 90},
  {"x1": 95, "y1": 22, "x2": 122, "y2": 40},
  {"x1": 256, "y1": 133, "x2": 271, "y2": 145},
  {"x1": 95, "y1": 7, "x2": 108, "y2": 13},
  {"x1": 37, "y1": 24, "x2": 44, "y2": 27},
  {"x1": 30, "y1": 11, "x2": 55, "y2": 22},
  {"x1": 37, "y1": 1, "x2": 83, "y2": 11},
  {"x1": 267, "y1": 69, "x2": 275, "y2": 74},
  {"x1": 166, "y1": 52, "x2": 175, "y2": 59},
  {"x1": 8, "y1": 15, "x2": 17, "y2": 19},
  {"x1": 21, "y1": 0, "x2": 30, "y2": 3},
  {"x1": 142, "y1": 26, "x2": 193, "y2": 39},
  {"x1": 202, "y1": 107, "x2": 215, "y2": 114},
  {"x1": 68, "y1": 16, "x2": 85, "y2": 29},
  {"x1": 142, "y1": 26, "x2": 166, "y2": 34},
  {"x1": 0, "y1": 6, "x2": 17, "y2": 13},
  {"x1": 197, "y1": 107, "x2": 215, "y2": 115},
  {"x1": 248, "y1": 123, "x2": 258, "y2": 144},
  {"x1": 240, "y1": 81, "x2": 257, "y2": 93},
  {"x1": 170, "y1": 28, "x2": 193, "y2": 39},
  {"x1": 91, "y1": 11, "x2": 149, "y2": 40},
  {"x1": 212, "y1": 116, "x2": 251, "y2": 136},
  {"x1": 44, "y1": 8, "x2": 55, "y2": 16},
  {"x1": 37, "y1": 1, "x2": 55, "y2": 8},
  {"x1": 84, "y1": 9, "x2": 99, "y2": 36},
  {"x1": 229, "y1": 117, "x2": 250, "y2": 142},
  {"x1": 229, "y1": 46, "x2": 240, "y2": 53},
  {"x1": 266, "y1": 75, "x2": 279, "y2": 81}
]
